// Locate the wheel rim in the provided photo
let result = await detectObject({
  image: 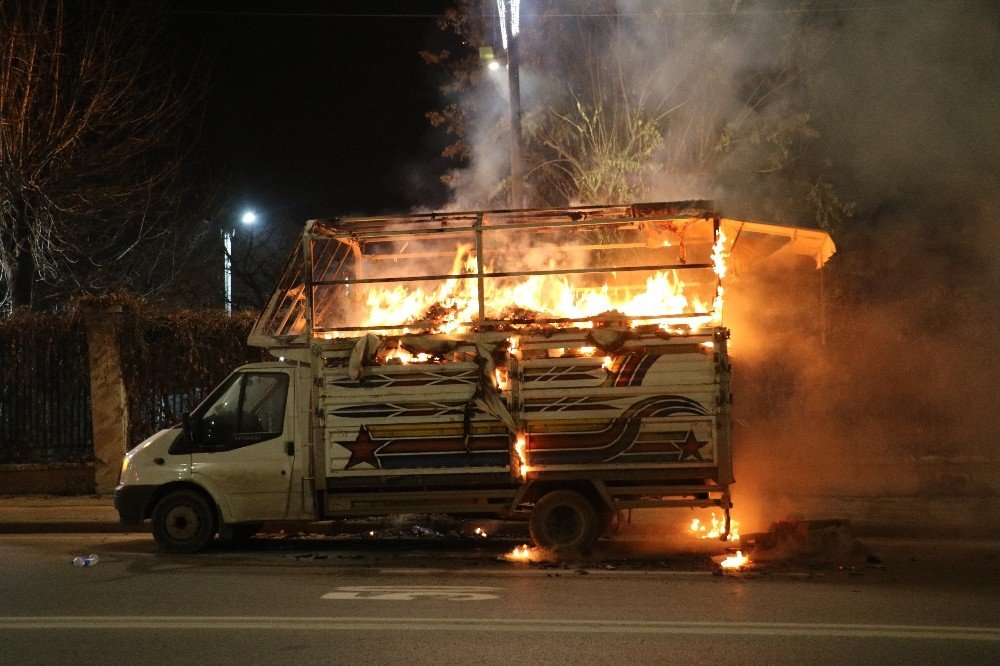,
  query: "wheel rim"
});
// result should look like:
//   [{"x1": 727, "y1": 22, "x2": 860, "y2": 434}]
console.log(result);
[
  {"x1": 545, "y1": 505, "x2": 584, "y2": 545},
  {"x1": 164, "y1": 504, "x2": 201, "y2": 542}
]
